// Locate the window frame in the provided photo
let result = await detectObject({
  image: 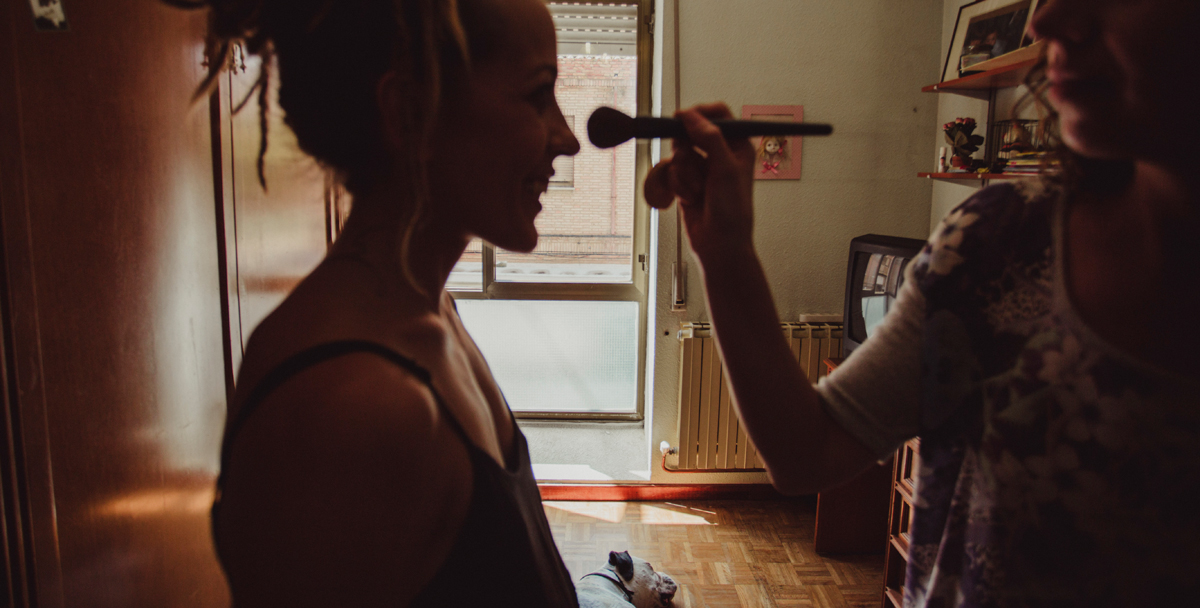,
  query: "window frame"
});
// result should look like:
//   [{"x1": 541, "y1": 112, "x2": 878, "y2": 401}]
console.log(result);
[{"x1": 450, "y1": 0, "x2": 654, "y2": 421}]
